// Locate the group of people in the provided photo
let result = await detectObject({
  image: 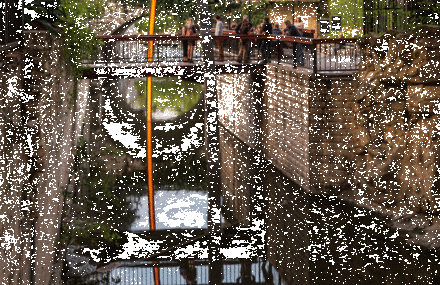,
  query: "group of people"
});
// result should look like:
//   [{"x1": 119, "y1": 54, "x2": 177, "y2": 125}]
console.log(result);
[
  {"x1": 180, "y1": 15, "x2": 305, "y2": 65},
  {"x1": 230, "y1": 15, "x2": 304, "y2": 64}
]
